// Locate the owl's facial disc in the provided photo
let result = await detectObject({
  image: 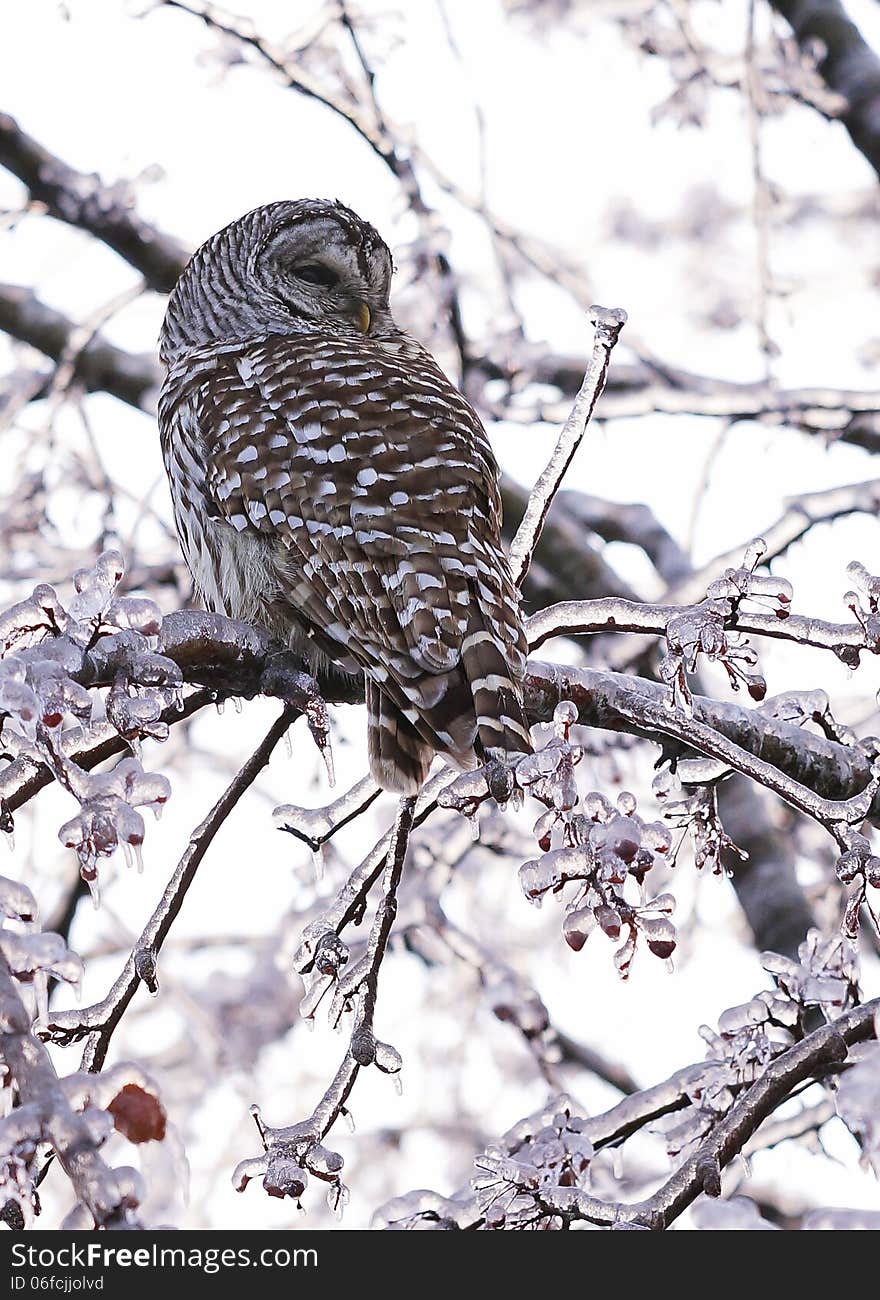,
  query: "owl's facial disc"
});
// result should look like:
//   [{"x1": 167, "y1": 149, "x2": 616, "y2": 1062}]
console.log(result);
[{"x1": 258, "y1": 214, "x2": 391, "y2": 333}]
